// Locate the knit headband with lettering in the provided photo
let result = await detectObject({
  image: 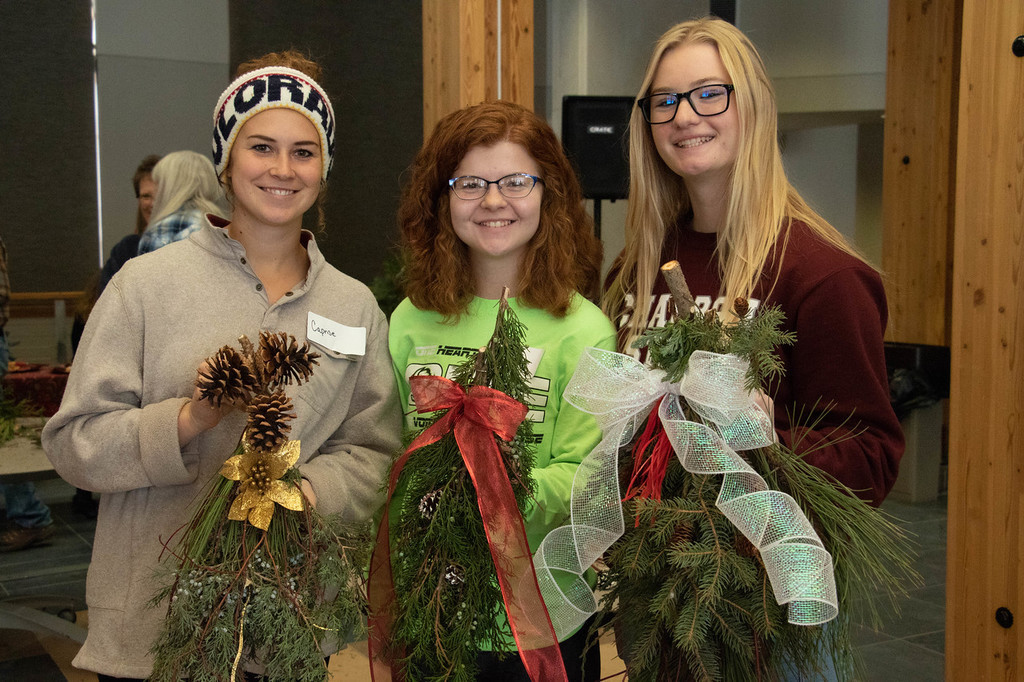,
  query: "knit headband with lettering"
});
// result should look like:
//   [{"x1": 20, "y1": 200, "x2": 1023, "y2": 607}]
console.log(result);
[{"x1": 212, "y1": 66, "x2": 336, "y2": 181}]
